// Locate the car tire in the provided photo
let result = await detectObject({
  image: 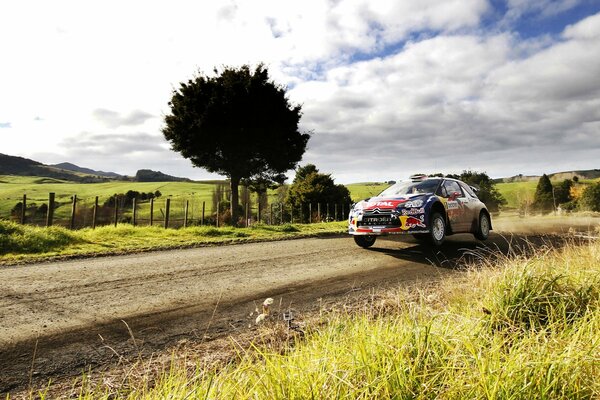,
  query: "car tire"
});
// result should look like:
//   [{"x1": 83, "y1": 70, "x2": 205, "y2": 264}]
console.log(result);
[
  {"x1": 429, "y1": 212, "x2": 446, "y2": 246},
  {"x1": 474, "y1": 212, "x2": 490, "y2": 240},
  {"x1": 354, "y1": 235, "x2": 376, "y2": 248}
]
